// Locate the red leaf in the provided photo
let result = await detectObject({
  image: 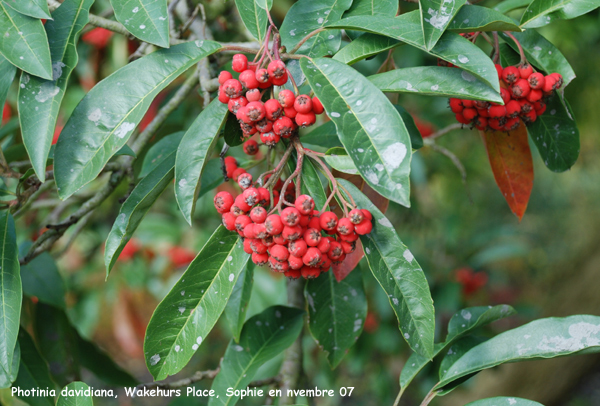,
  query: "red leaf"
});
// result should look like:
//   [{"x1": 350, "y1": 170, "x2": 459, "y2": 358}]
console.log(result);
[{"x1": 481, "y1": 123, "x2": 534, "y2": 221}]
